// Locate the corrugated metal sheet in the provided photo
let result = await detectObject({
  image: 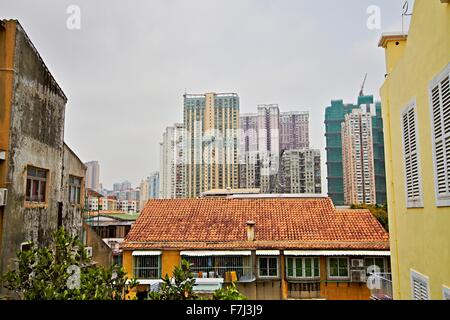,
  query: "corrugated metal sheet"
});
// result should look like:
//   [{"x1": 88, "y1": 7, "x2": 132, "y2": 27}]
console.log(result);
[
  {"x1": 180, "y1": 250, "x2": 251, "y2": 256},
  {"x1": 256, "y1": 250, "x2": 280, "y2": 255},
  {"x1": 284, "y1": 250, "x2": 390, "y2": 256},
  {"x1": 132, "y1": 250, "x2": 162, "y2": 256}
]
